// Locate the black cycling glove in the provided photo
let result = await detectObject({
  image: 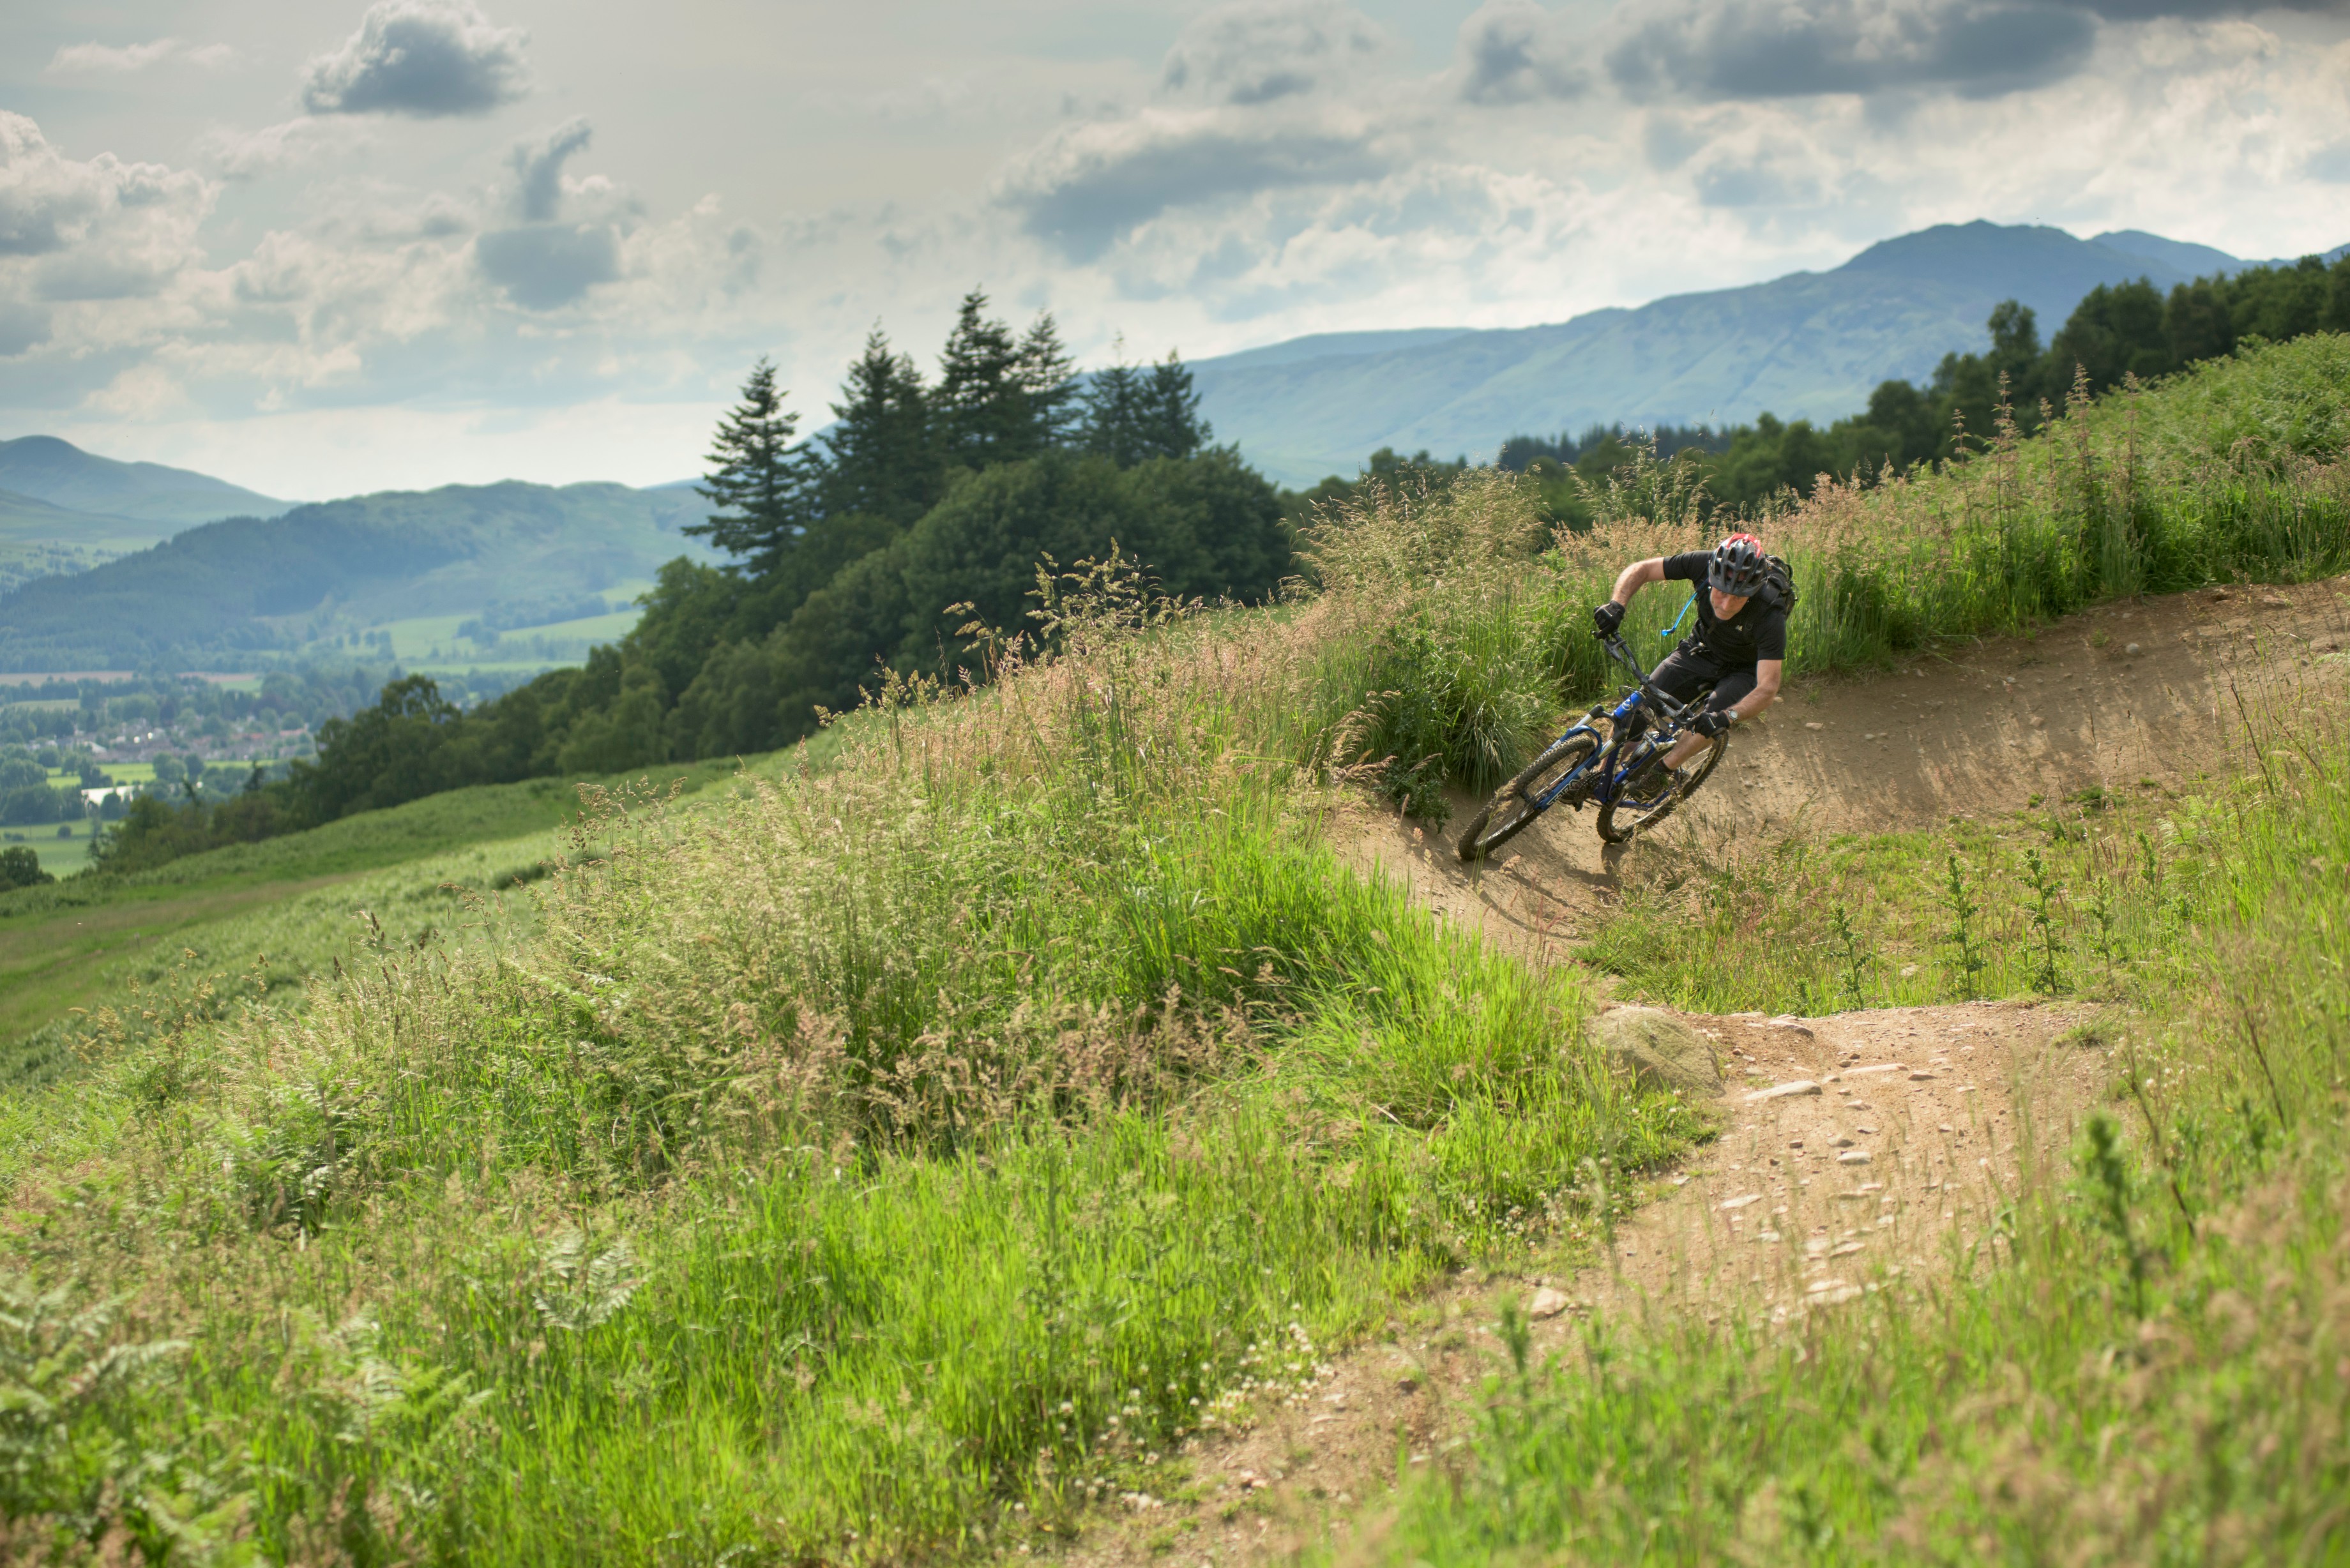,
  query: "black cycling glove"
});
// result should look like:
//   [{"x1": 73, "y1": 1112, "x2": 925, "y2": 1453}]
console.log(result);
[
  {"x1": 1690, "y1": 709, "x2": 1734, "y2": 738},
  {"x1": 1592, "y1": 601, "x2": 1626, "y2": 636}
]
